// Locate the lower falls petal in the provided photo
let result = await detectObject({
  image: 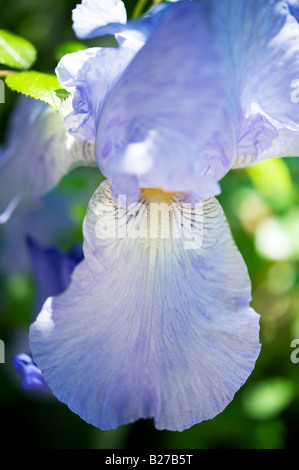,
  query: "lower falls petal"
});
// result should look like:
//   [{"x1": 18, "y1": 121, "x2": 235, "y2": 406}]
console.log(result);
[{"x1": 29, "y1": 180, "x2": 261, "y2": 431}]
